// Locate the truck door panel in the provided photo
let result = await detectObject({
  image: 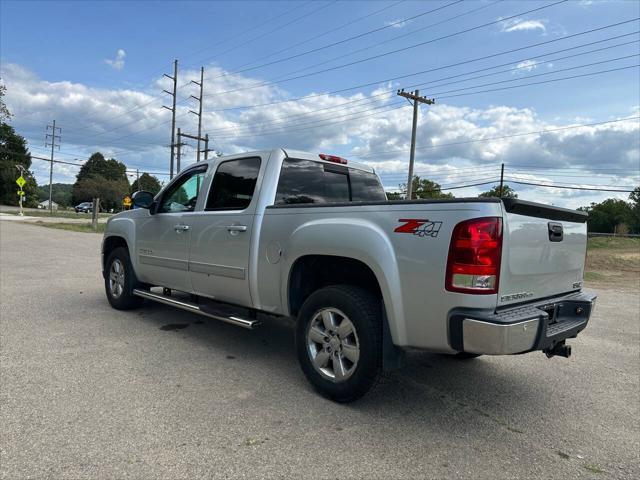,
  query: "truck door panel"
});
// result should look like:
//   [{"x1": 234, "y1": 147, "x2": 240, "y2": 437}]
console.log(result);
[{"x1": 187, "y1": 157, "x2": 262, "y2": 307}]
